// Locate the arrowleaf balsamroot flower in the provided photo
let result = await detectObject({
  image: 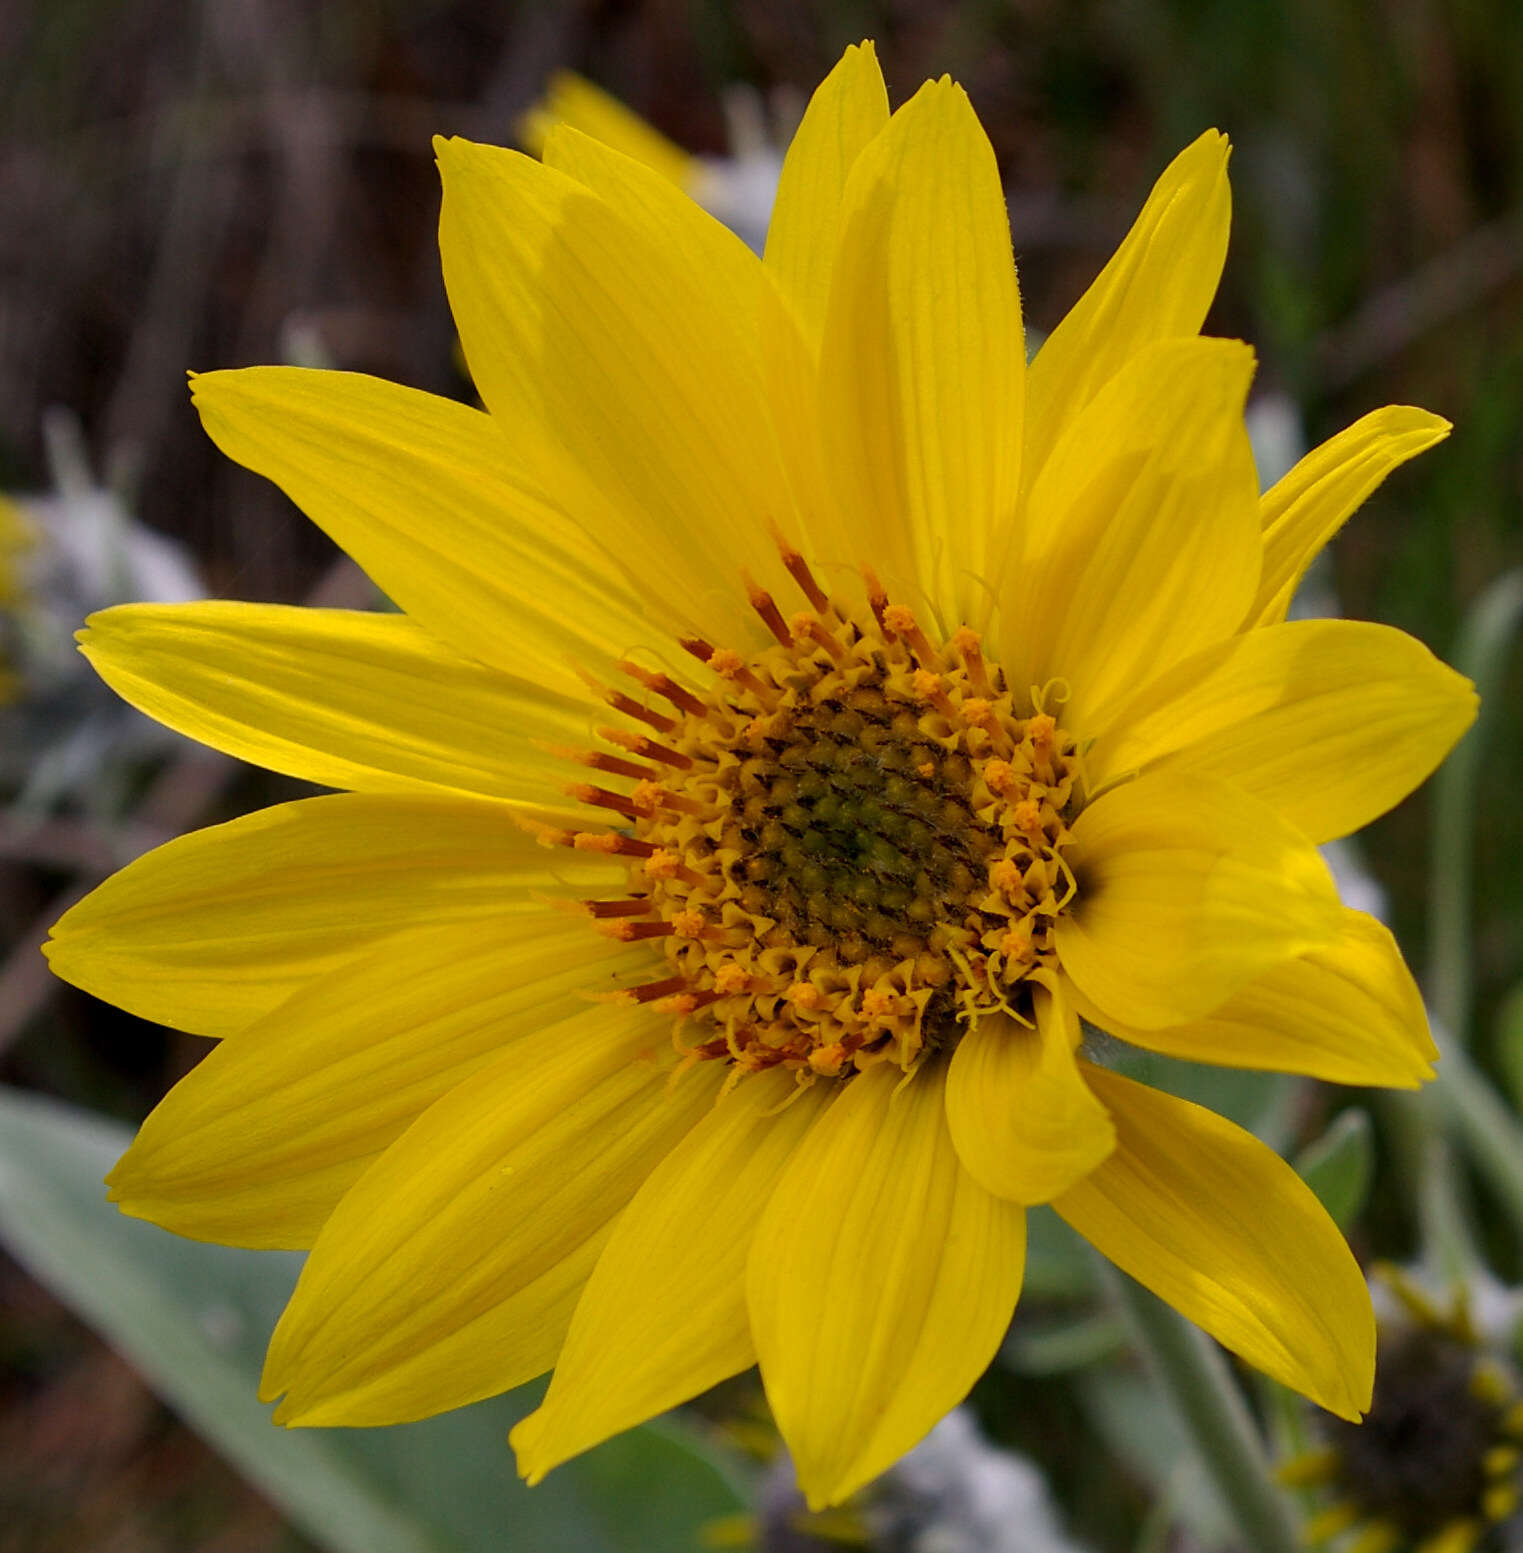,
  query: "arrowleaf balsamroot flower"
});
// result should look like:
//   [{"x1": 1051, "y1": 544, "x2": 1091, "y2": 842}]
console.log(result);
[{"x1": 47, "y1": 43, "x2": 1475, "y2": 1509}]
